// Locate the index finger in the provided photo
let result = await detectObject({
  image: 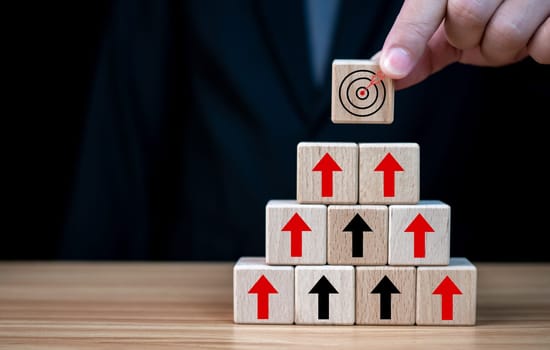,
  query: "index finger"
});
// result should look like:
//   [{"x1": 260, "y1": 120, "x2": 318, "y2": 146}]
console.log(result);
[{"x1": 380, "y1": 0, "x2": 447, "y2": 79}]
